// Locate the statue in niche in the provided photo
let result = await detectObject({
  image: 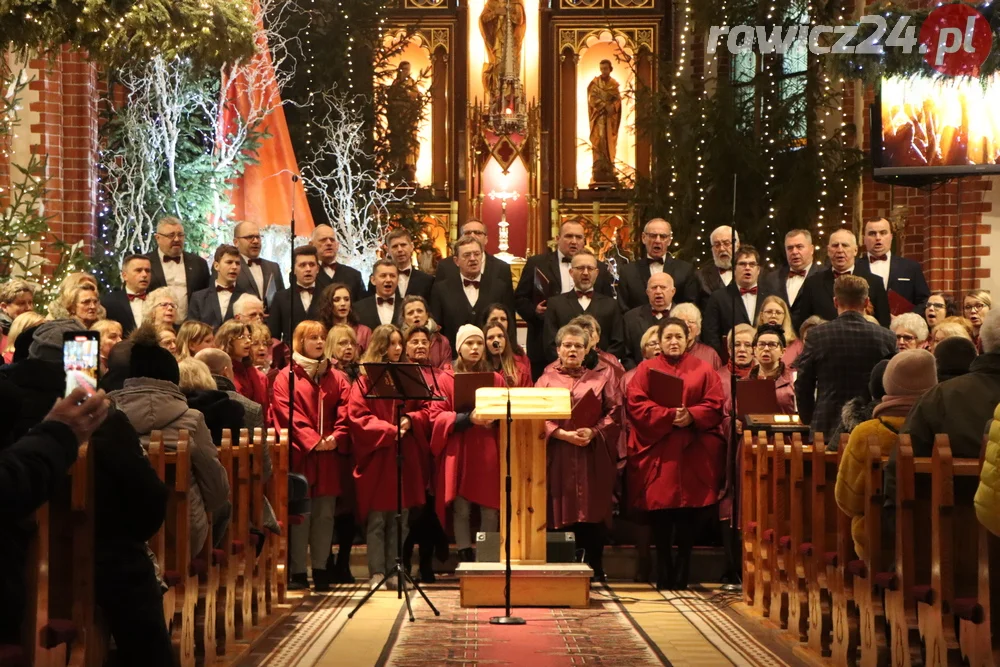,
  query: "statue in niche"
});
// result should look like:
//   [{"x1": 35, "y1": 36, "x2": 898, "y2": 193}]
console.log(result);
[
  {"x1": 386, "y1": 61, "x2": 422, "y2": 183},
  {"x1": 480, "y1": 0, "x2": 526, "y2": 117},
  {"x1": 587, "y1": 59, "x2": 622, "y2": 185}
]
